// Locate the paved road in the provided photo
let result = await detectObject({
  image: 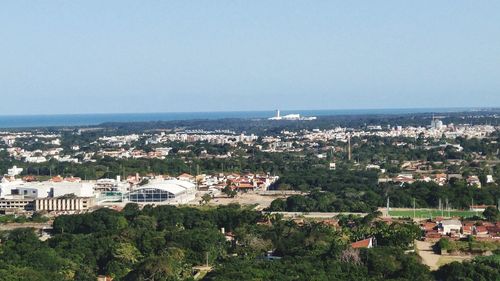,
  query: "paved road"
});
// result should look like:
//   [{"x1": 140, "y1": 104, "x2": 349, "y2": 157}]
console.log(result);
[
  {"x1": 268, "y1": 211, "x2": 367, "y2": 218},
  {"x1": 0, "y1": 222, "x2": 52, "y2": 231}
]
